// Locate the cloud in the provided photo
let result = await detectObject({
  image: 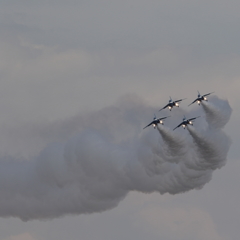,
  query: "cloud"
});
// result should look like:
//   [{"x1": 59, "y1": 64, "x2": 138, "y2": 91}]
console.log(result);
[
  {"x1": 3, "y1": 233, "x2": 37, "y2": 240},
  {"x1": 136, "y1": 206, "x2": 224, "y2": 240}
]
